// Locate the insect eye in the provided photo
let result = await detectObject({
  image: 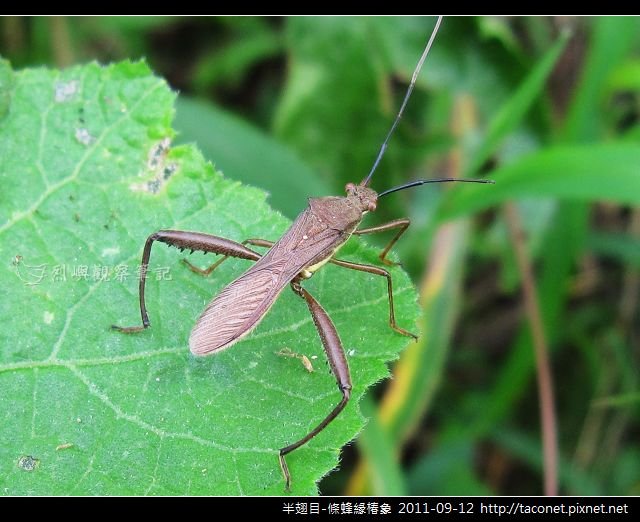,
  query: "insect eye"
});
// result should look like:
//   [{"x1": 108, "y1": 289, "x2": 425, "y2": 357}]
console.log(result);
[{"x1": 345, "y1": 183, "x2": 356, "y2": 194}]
